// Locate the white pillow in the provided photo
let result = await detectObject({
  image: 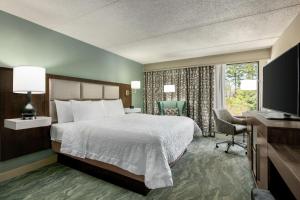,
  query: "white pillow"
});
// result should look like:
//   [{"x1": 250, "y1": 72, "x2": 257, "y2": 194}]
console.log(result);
[
  {"x1": 54, "y1": 100, "x2": 74, "y2": 123},
  {"x1": 71, "y1": 100, "x2": 106, "y2": 122},
  {"x1": 103, "y1": 99, "x2": 125, "y2": 117}
]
